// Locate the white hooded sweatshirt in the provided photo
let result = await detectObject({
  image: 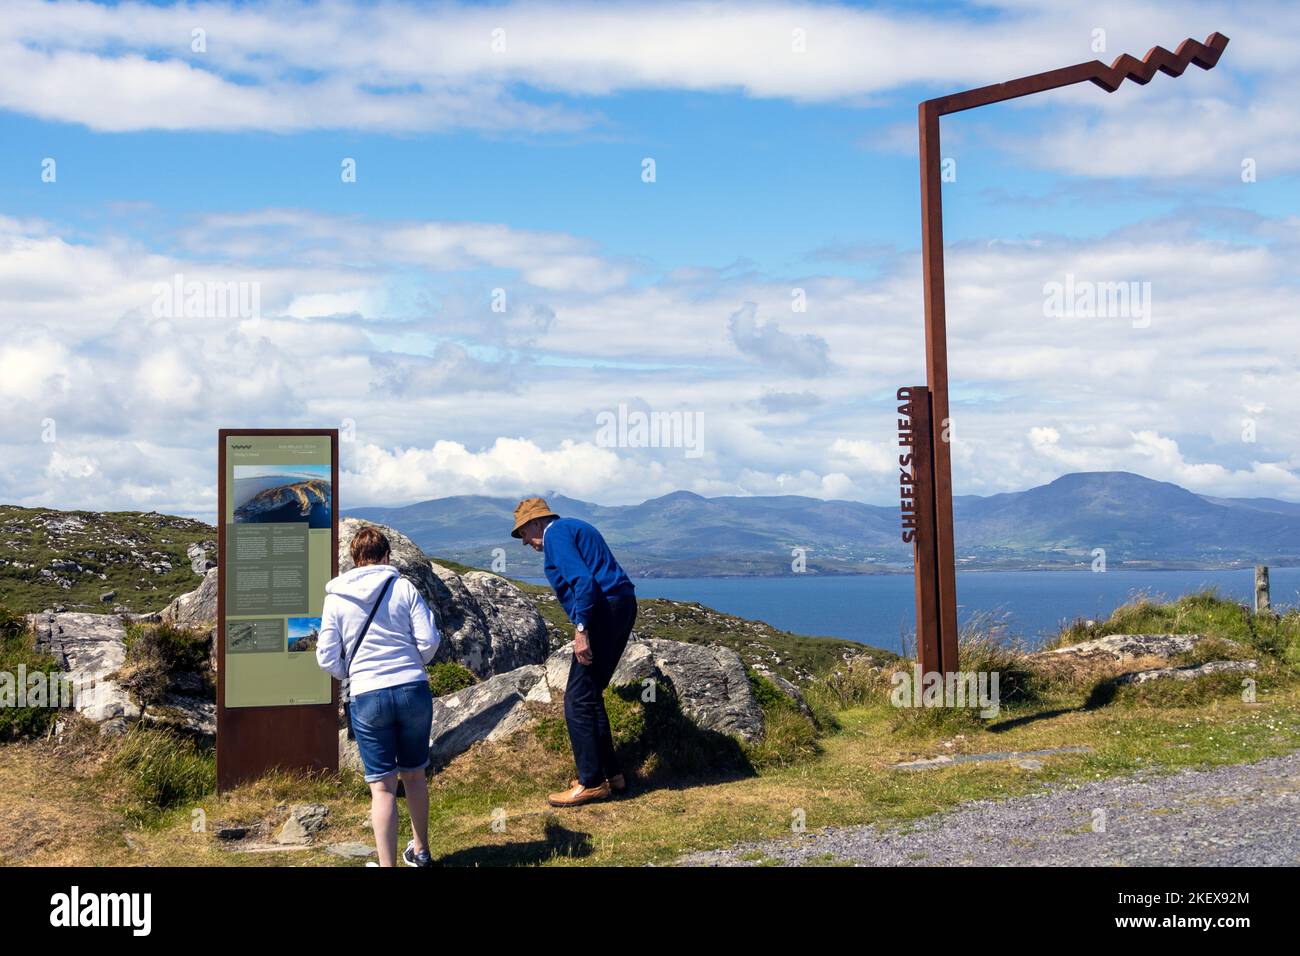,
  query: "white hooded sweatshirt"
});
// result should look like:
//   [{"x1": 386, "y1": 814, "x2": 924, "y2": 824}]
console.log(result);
[{"x1": 315, "y1": 564, "x2": 440, "y2": 697}]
